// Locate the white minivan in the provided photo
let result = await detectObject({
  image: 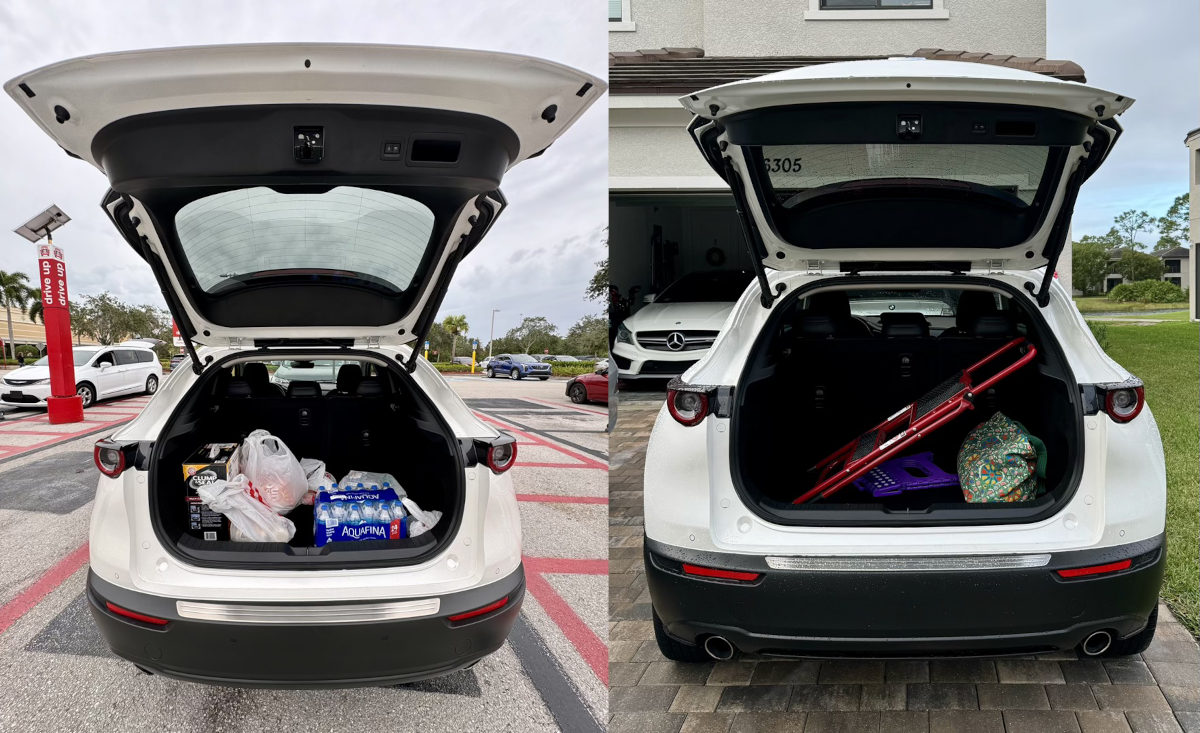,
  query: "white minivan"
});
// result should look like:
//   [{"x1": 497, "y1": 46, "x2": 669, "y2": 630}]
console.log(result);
[
  {"x1": 6, "y1": 43, "x2": 602, "y2": 686},
  {"x1": 643, "y1": 59, "x2": 1166, "y2": 662},
  {"x1": 1, "y1": 342, "x2": 162, "y2": 408}
]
